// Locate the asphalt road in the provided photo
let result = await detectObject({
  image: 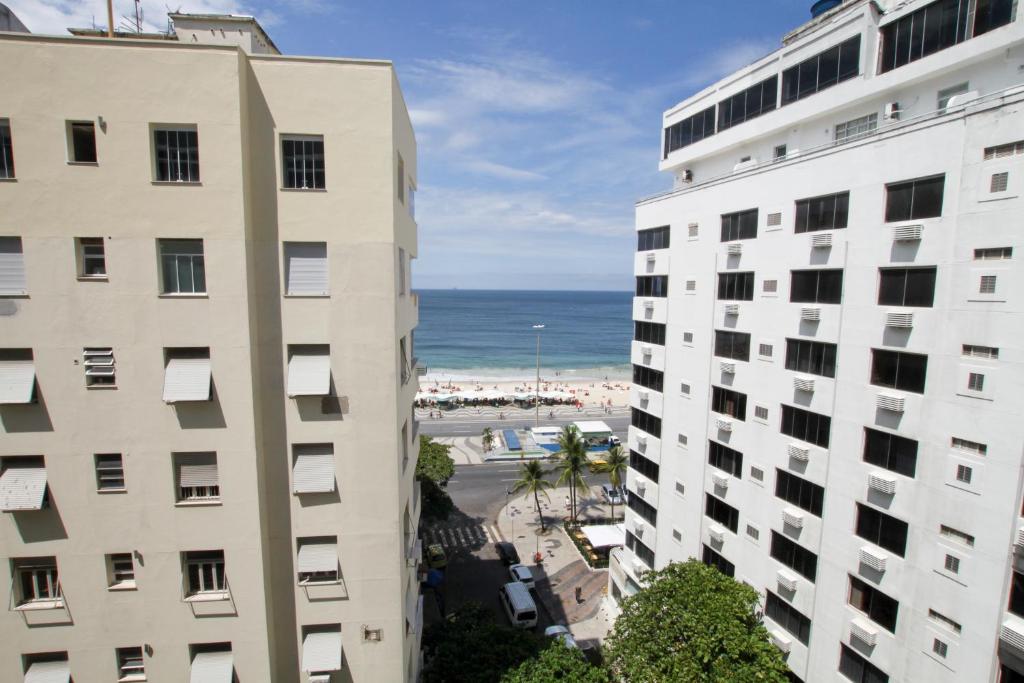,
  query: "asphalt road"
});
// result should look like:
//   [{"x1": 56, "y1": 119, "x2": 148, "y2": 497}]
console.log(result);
[{"x1": 419, "y1": 414, "x2": 630, "y2": 438}]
